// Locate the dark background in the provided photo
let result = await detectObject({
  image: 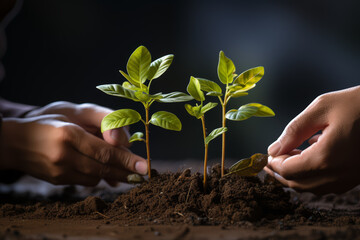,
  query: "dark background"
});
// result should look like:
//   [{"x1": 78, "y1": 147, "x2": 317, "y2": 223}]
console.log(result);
[{"x1": 1, "y1": 0, "x2": 360, "y2": 164}]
